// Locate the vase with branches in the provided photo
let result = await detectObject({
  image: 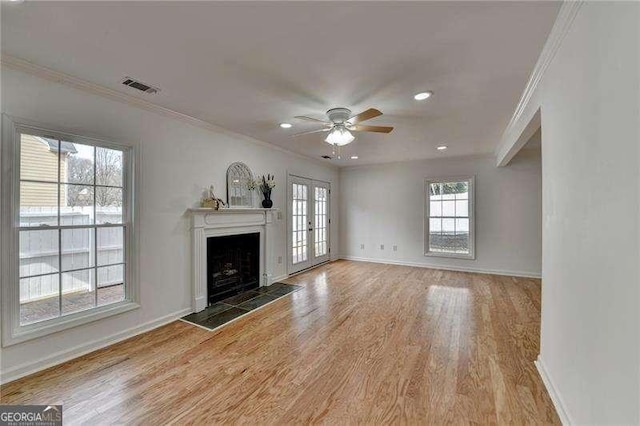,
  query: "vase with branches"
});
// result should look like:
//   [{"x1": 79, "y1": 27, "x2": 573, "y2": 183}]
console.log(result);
[{"x1": 257, "y1": 174, "x2": 276, "y2": 208}]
